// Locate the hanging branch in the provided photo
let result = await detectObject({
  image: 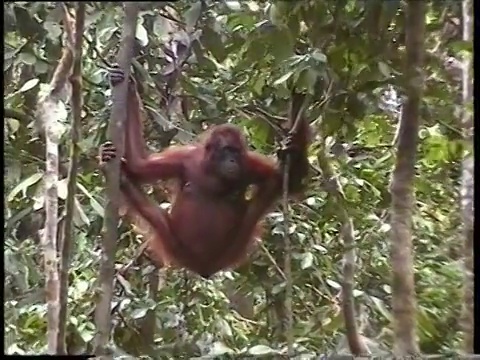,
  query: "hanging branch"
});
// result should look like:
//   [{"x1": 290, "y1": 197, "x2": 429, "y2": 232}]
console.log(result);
[
  {"x1": 316, "y1": 149, "x2": 370, "y2": 357},
  {"x1": 36, "y1": 2, "x2": 77, "y2": 354},
  {"x1": 281, "y1": 91, "x2": 308, "y2": 357},
  {"x1": 93, "y1": 2, "x2": 139, "y2": 355},
  {"x1": 57, "y1": 2, "x2": 86, "y2": 355},
  {"x1": 281, "y1": 152, "x2": 293, "y2": 357}
]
